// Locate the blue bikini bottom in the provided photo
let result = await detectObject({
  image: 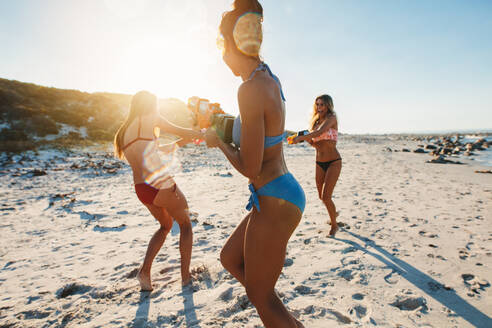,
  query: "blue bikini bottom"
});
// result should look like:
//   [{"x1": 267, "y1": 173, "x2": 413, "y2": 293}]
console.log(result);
[{"x1": 247, "y1": 173, "x2": 305, "y2": 213}]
